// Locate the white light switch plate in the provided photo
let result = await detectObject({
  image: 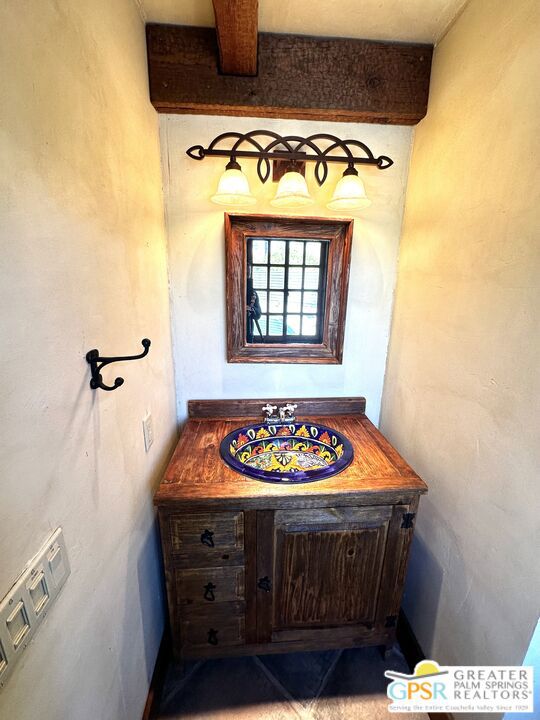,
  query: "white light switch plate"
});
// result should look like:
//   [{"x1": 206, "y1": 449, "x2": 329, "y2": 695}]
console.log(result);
[
  {"x1": 0, "y1": 528, "x2": 70, "y2": 690},
  {"x1": 142, "y1": 411, "x2": 154, "y2": 452}
]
